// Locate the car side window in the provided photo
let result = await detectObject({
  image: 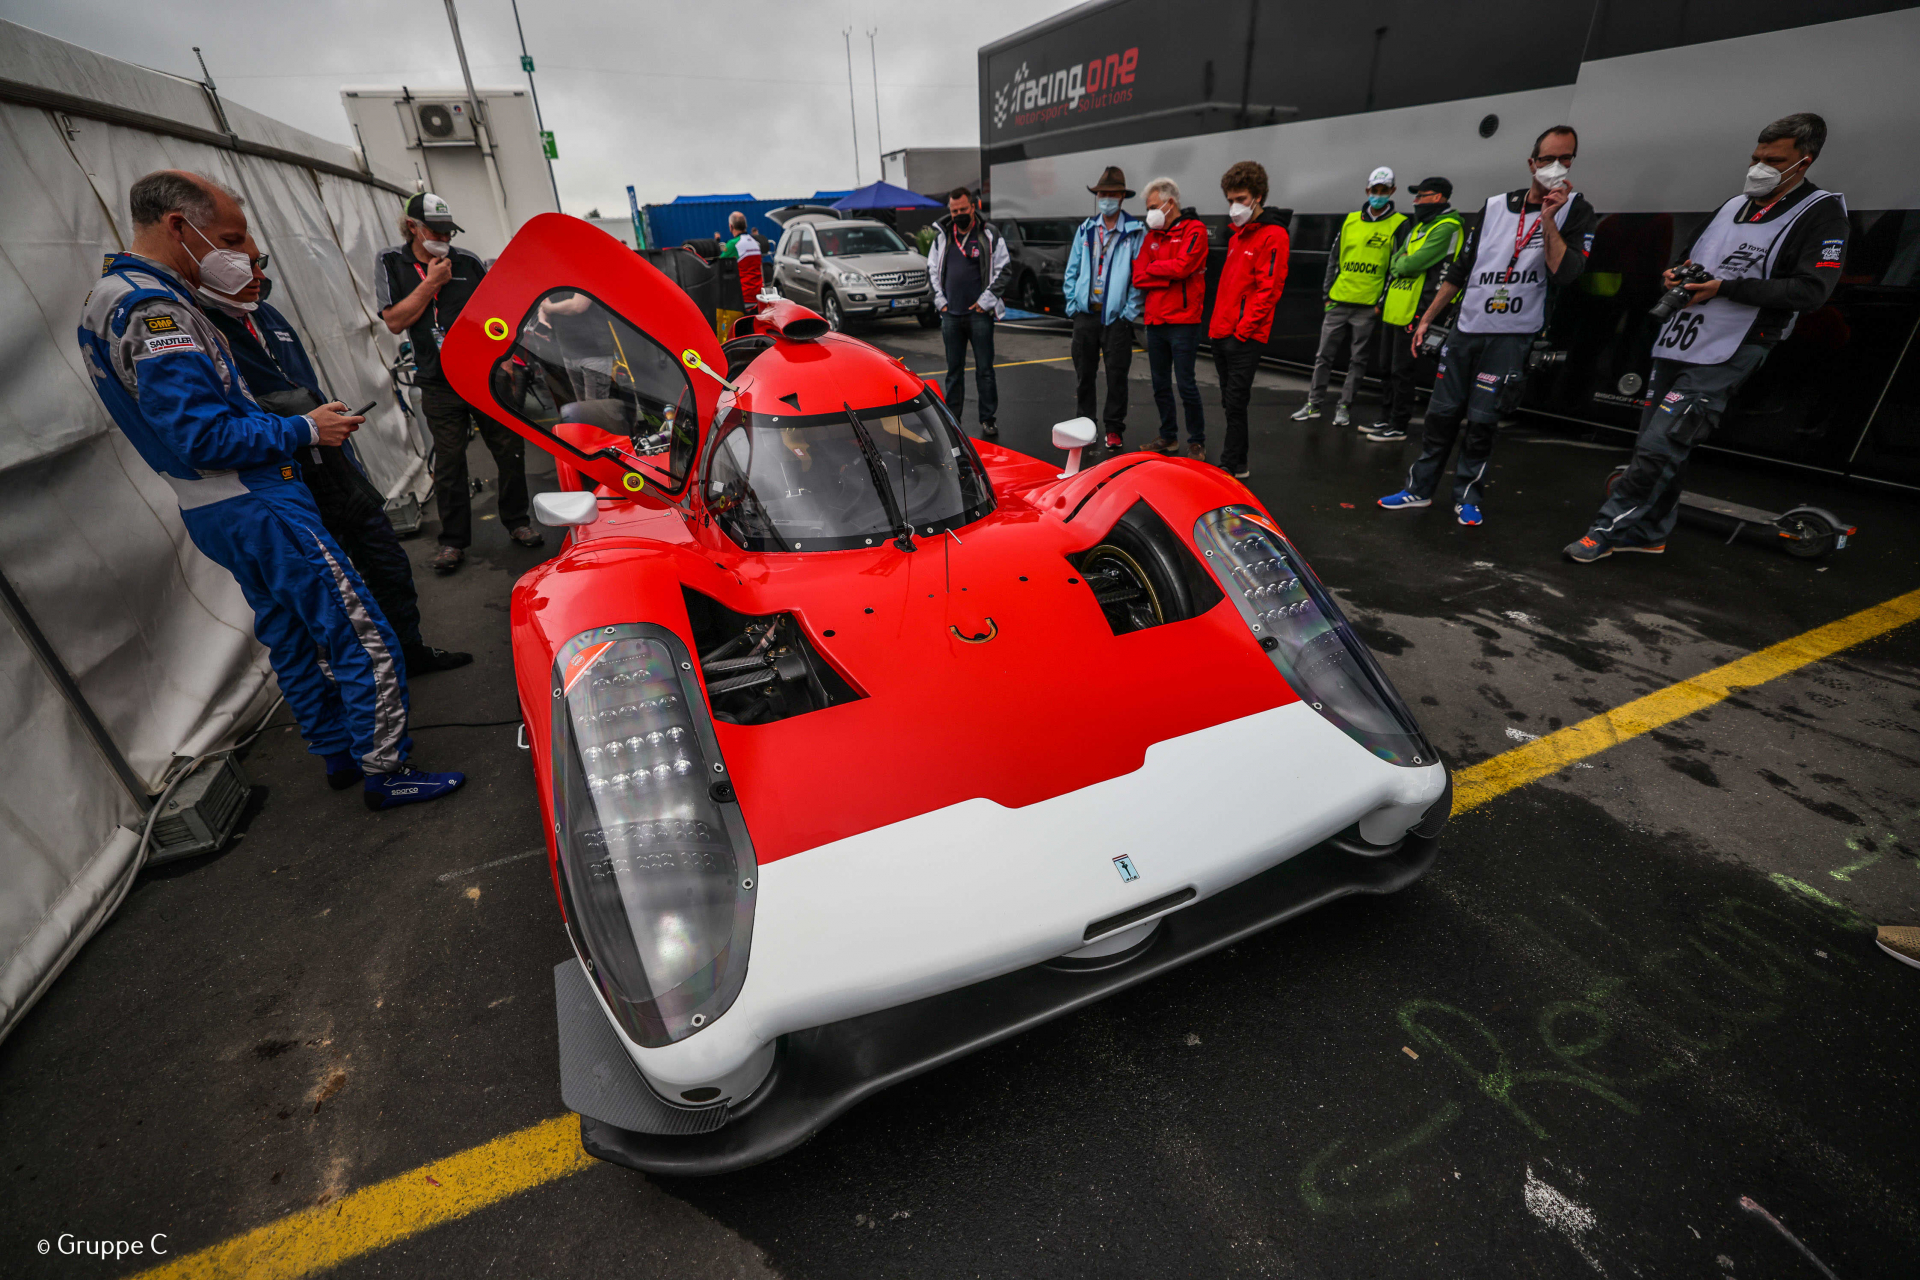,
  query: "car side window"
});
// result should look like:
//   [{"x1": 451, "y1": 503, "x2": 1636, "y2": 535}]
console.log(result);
[{"x1": 797, "y1": 229, "x2": 816, "y2": 259}]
